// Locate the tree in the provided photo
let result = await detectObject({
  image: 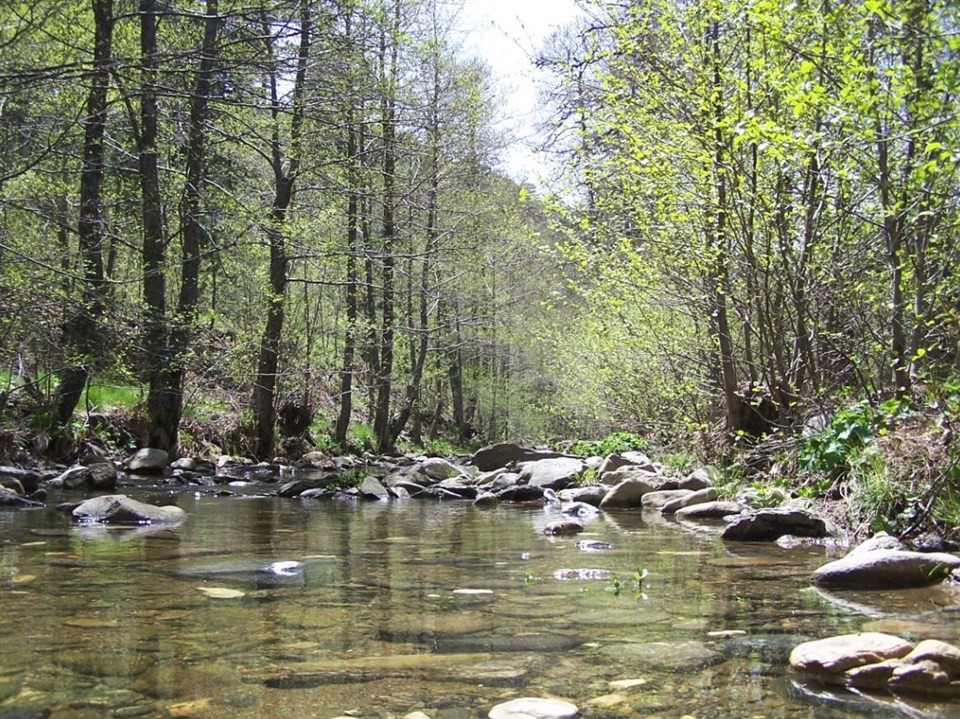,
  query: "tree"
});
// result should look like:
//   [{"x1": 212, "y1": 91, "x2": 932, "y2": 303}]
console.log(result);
[
  {"x1": 52, "y1": 0, "x2": 114, "y2": 427},
  {"x1": 251, "y1": 0, "x2": 313, "y2": 458}
]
